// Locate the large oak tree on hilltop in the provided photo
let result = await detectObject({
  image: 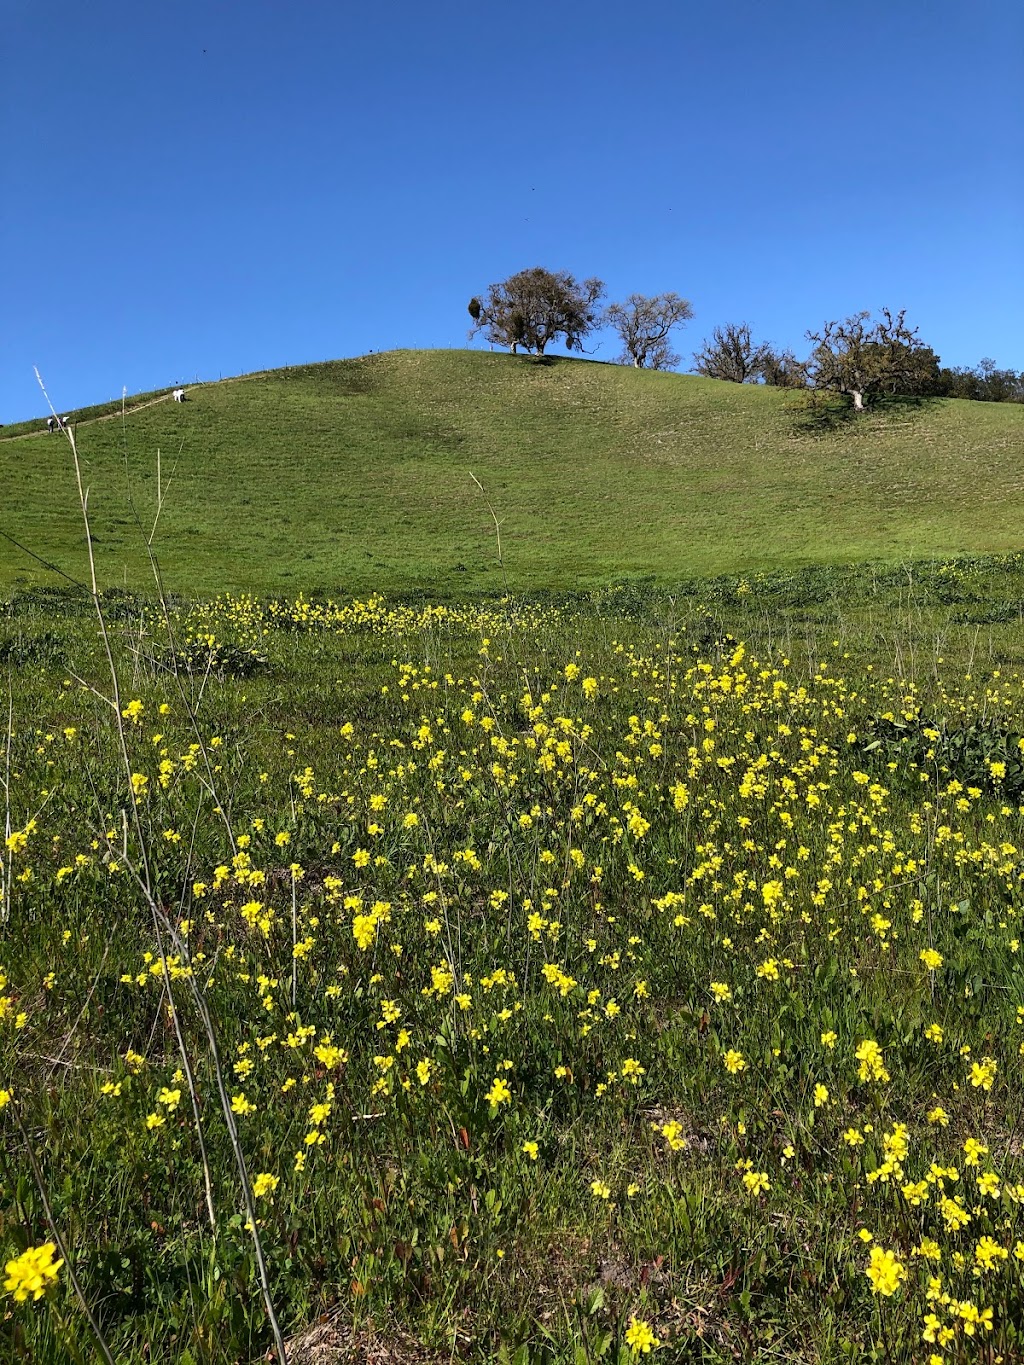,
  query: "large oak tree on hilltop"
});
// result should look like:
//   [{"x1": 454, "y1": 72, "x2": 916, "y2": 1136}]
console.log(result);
[
  {"x1": 468, "y1": 268, "x2": 605, "y2": 356},
  {"x1": 806, "y1": 308, "x2": 938, "y2": 411}
]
